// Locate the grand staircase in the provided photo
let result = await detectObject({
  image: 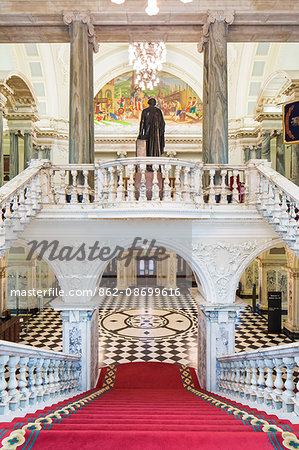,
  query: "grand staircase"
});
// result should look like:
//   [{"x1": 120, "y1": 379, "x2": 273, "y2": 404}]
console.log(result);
[{"x1": 0, "y1": 362, "x2": 298, "y2": 450}]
